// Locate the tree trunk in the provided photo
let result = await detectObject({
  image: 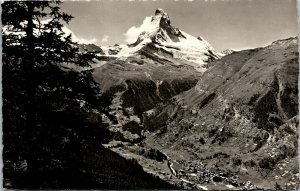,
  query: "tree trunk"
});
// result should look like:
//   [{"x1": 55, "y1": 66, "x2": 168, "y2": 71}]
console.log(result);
[
  {"x1": 23, "y1": 2, "x2": 38, "y2": 183},
  {"x1": 25, "y1": 2, "x2": 34, "y2": 55}
]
